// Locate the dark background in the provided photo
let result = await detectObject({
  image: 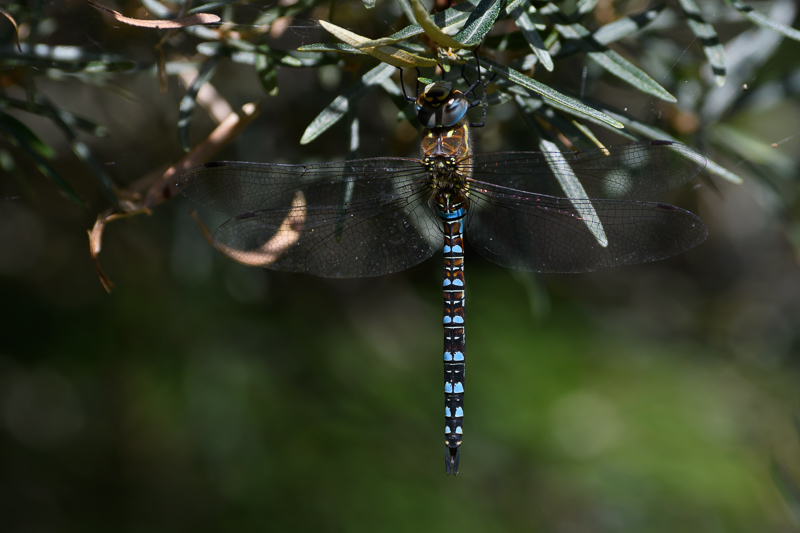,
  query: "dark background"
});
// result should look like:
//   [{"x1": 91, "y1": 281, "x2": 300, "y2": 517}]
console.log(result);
[{"x1": 1, "y1": 1, "x2": 800, "y2": 531}]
